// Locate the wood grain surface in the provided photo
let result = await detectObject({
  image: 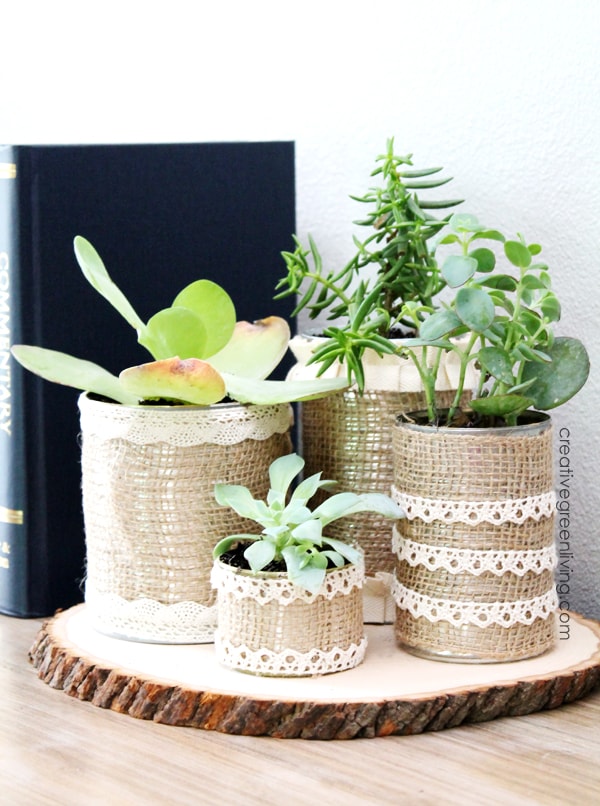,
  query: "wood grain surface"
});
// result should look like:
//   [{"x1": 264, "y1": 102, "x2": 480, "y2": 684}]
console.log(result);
[{"x1": 2, "y1": 612, "x2": 600, "y2": 805}]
